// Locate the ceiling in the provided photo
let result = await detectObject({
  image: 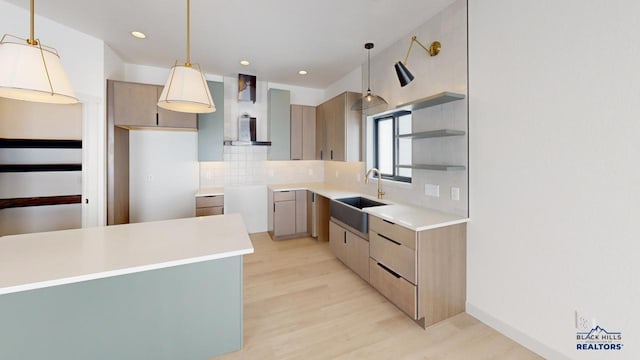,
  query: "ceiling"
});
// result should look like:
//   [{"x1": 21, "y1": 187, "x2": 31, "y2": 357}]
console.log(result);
[{"x1": 4, "y1": 0, "x2": 456, "y2": 89}]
